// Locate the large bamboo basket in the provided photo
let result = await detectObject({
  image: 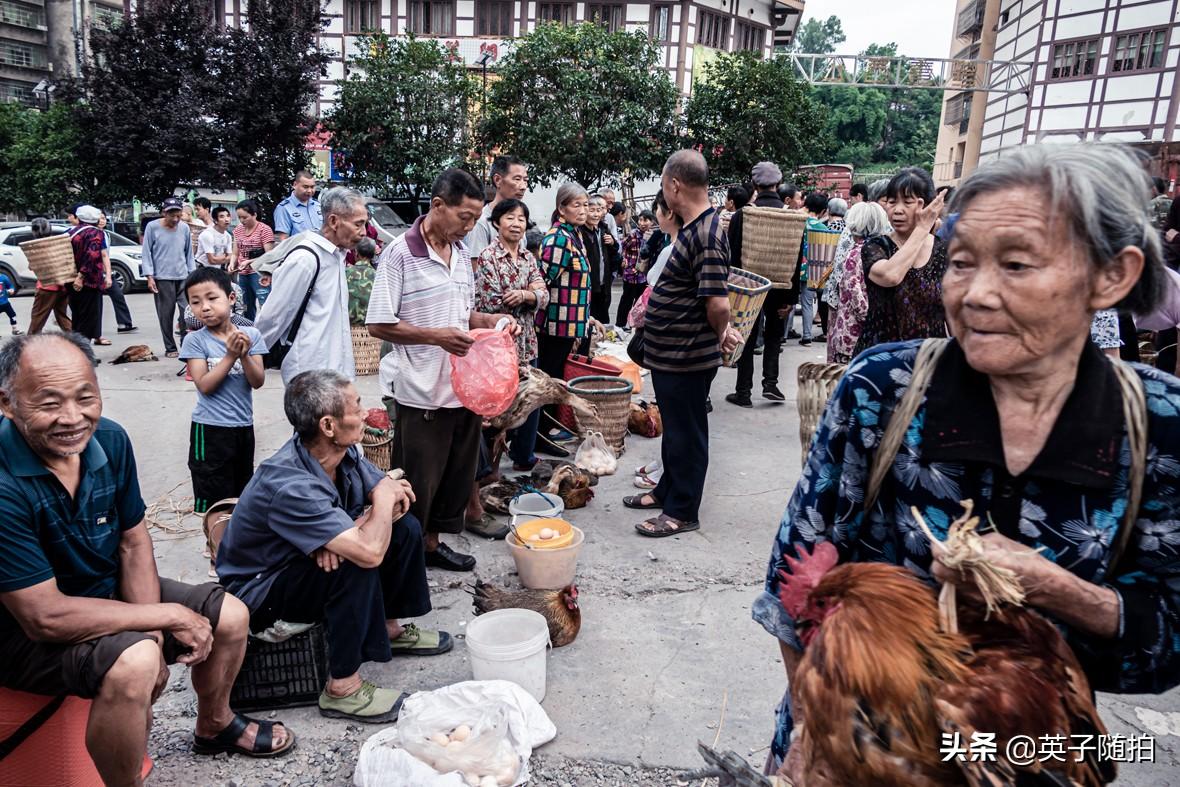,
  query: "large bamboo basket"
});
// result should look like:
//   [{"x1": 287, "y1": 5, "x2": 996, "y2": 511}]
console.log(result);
[
  {"x1": 805, "y1": 227, "x2": 842, "y2": 289},
  {"x1": 568, "y1": 375, "x2": 634, "y2": 456},
  {"x1": 740, "y1": 207, "x2": 807, "y2": 289},
  {"x1": 723, "y1": 268, "x2": 772, "y2": 367},
  {"x1": 361, "y1": 429, "x2": 393, "y2": 470},
  {"x1": 351, "y1": 325, "x2": 382, "y2": 376},
  {"x1": 19, "y1": 234, "x2": 76, "y2": 285},
  {"x1": 797, "y1": 362, "x2": 846, "y2": 464},
  {"x1": 186, "y1": 221, "x2": 206, "y2": 254}
]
